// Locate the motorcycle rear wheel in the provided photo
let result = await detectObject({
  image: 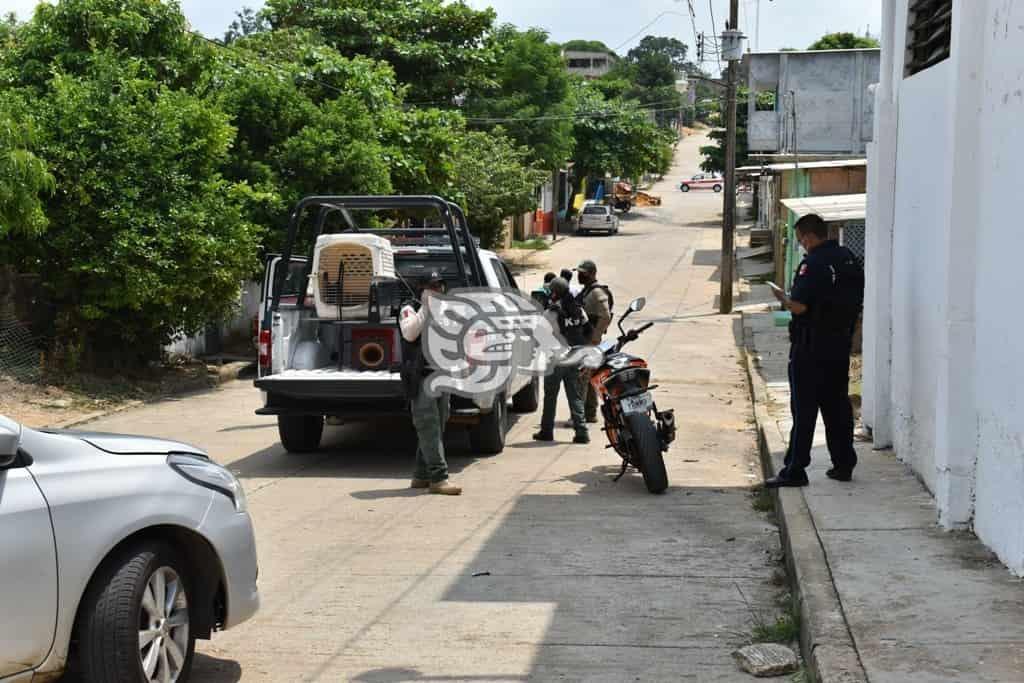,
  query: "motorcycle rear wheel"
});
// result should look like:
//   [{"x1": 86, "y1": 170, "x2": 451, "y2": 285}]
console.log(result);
[{"x1": 626, "y1": 413, "x2": 668, "y2": 493}]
